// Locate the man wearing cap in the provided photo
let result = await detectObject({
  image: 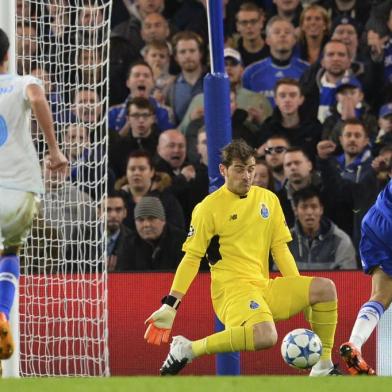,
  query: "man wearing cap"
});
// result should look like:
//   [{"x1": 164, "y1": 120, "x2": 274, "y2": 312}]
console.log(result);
[
  {"x1": 323, "y1": 76, "x2": 378, "y2": 149},
  {"x1": 331, "y1": 15, "x2": 384, "y2": 111},
  {"x1": 127, "y1": 196, "x2": 187, "y2": 271},
  {"x1": 178, "y1": 47, "x2": 272, "y2": 133},
  {"x1": 373, "y1": 103, "x2": 392, "y2": 156}
]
